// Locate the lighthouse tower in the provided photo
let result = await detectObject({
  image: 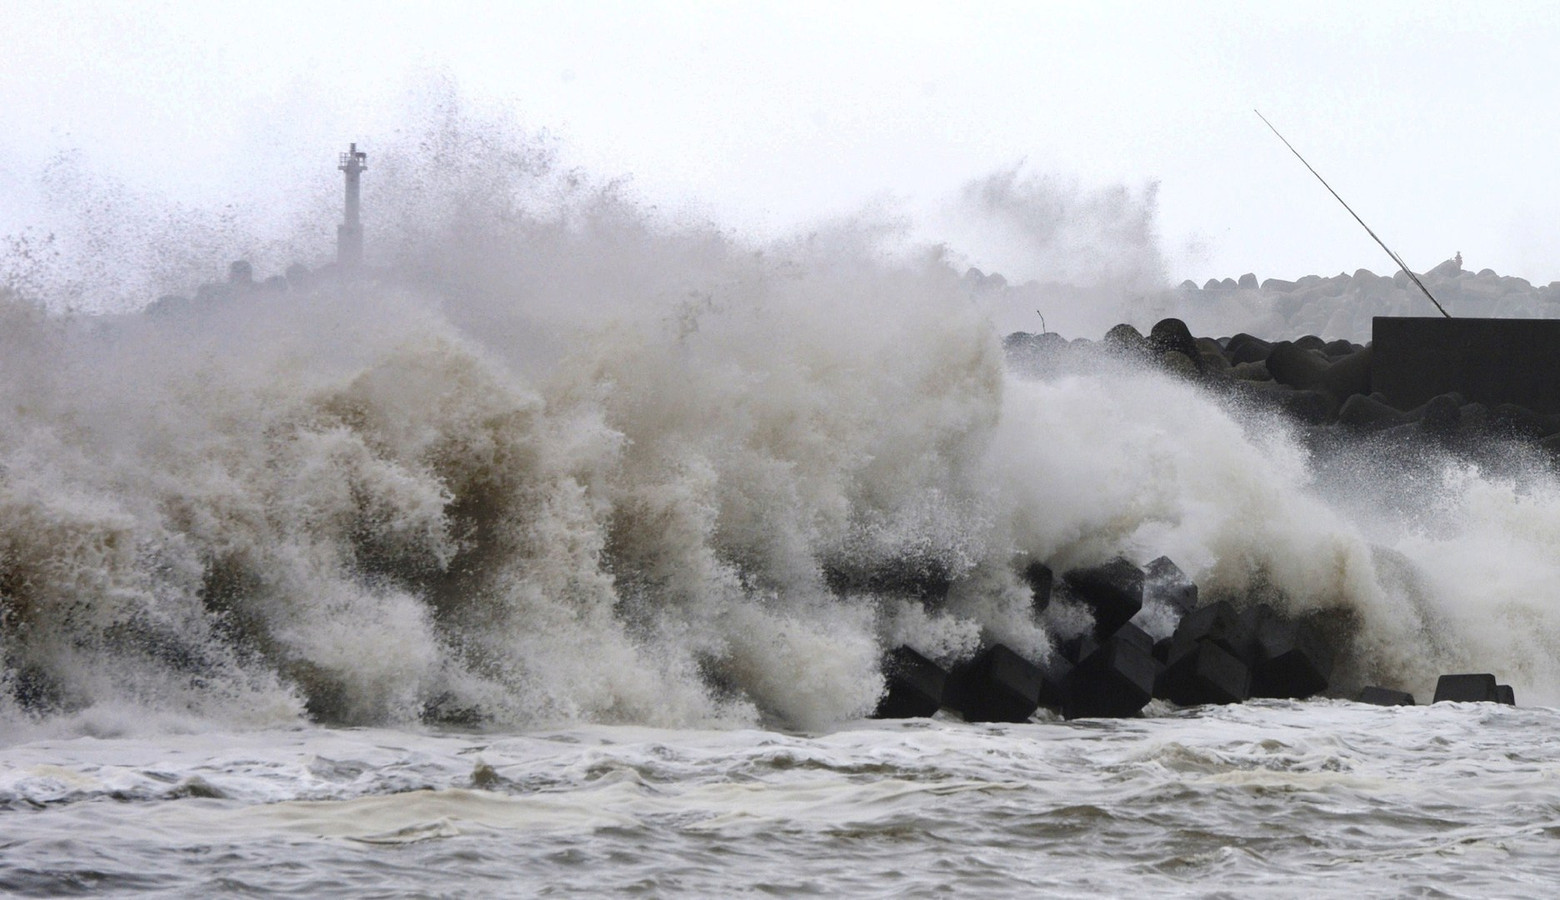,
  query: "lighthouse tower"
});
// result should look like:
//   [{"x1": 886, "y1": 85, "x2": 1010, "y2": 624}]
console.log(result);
[{"x1": 337, "y1": 143, "x2": 367, "y2": 272}]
